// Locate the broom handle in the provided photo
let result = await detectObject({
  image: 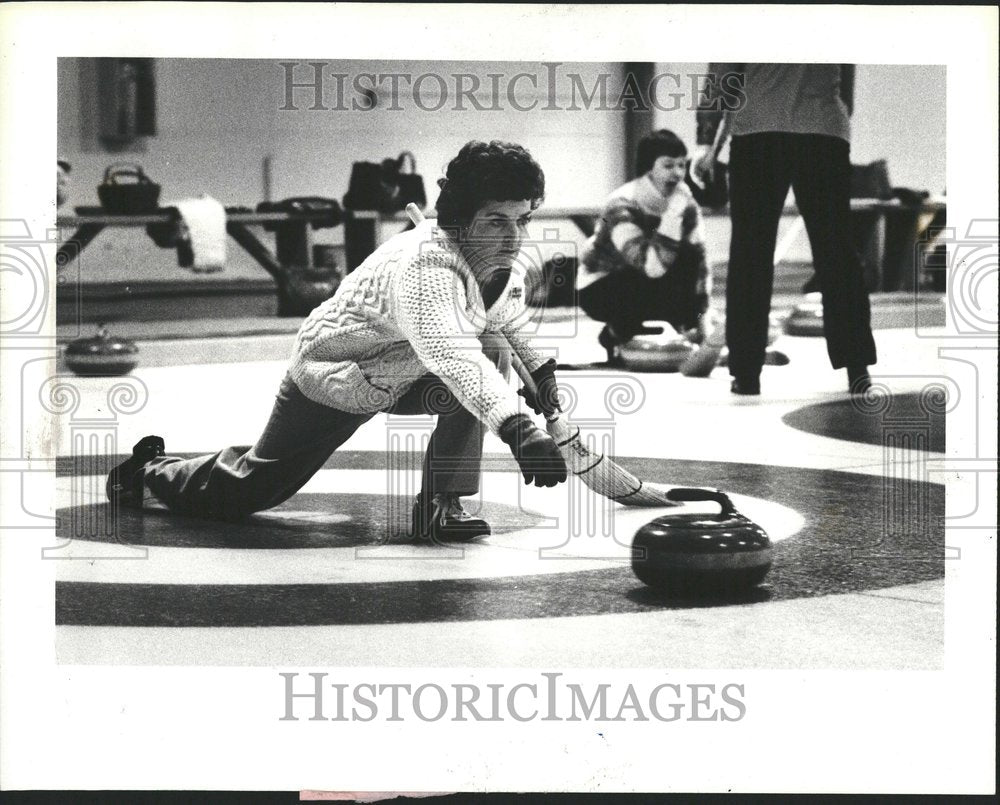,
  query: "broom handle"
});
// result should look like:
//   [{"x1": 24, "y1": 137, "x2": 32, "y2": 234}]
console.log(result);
[
  {"x1": 403, "y1": 204, "x2": 558, "y2": 424},
  {"x1": 508, "y1": 349, "x2": 536, "y2": 393}
]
